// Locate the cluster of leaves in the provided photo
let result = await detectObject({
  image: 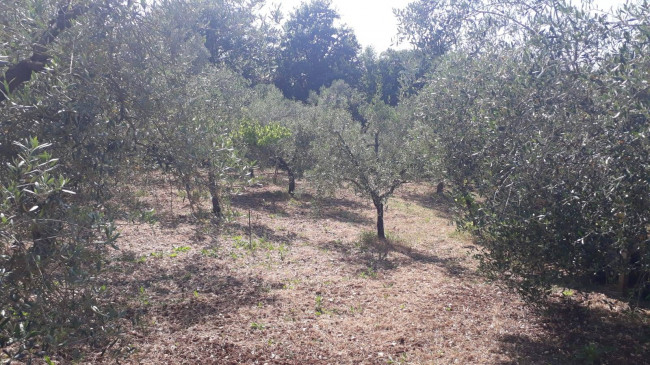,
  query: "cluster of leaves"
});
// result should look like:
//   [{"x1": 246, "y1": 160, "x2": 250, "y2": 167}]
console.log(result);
[
  {"x1": 233, "y1": 119, "x2": 292, "y2": 148},
  {"x1": 274, "y1": 0, "x2": 361, "y2": 101},
  {"x1": 408, "y1": 0, "x2": 650, "y2": 301},
  {"x1": 0, "y1": 138, "x2": 119, "y2": 361}
]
